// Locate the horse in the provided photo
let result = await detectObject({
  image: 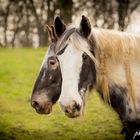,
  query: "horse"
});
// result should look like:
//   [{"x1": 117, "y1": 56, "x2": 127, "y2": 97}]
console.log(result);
[
  {"x1": 54, "y1": 15, "x2": 140, "y2": 140},
  {"x1": 30, "y1": 17, "x2": 66, "y2": 114}
]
